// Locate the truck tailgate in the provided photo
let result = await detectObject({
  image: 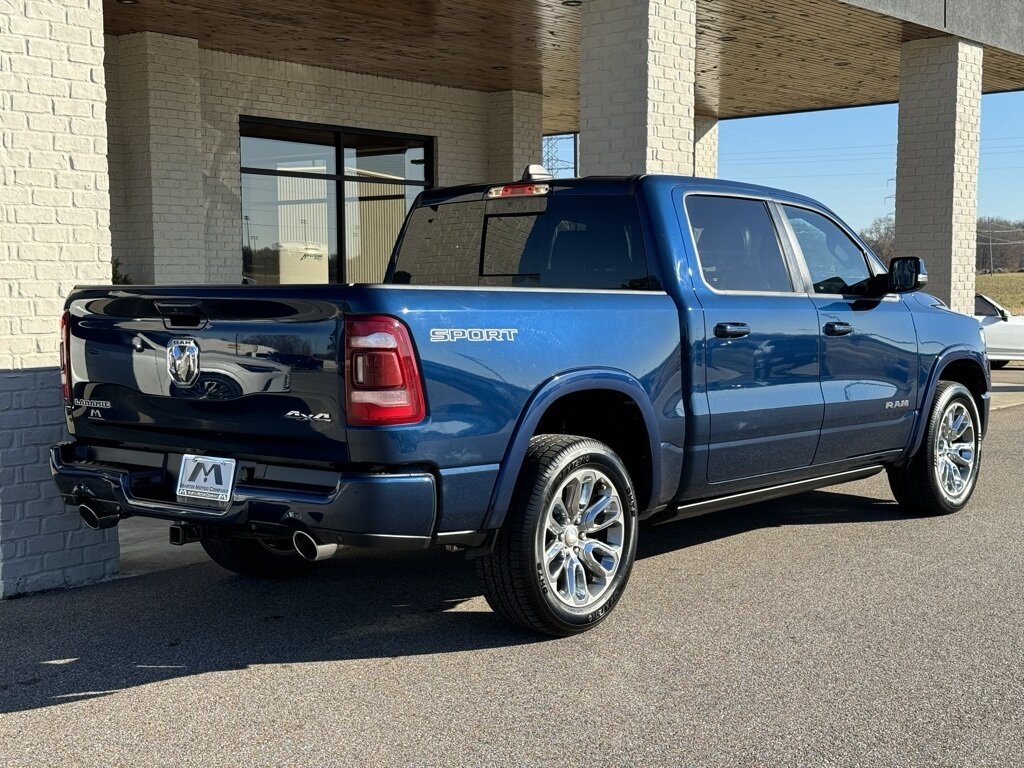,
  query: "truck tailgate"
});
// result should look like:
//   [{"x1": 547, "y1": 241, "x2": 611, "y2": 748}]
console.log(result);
[{"x1": 66, "y1": 287, "x2": 348, "y2": 462}]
